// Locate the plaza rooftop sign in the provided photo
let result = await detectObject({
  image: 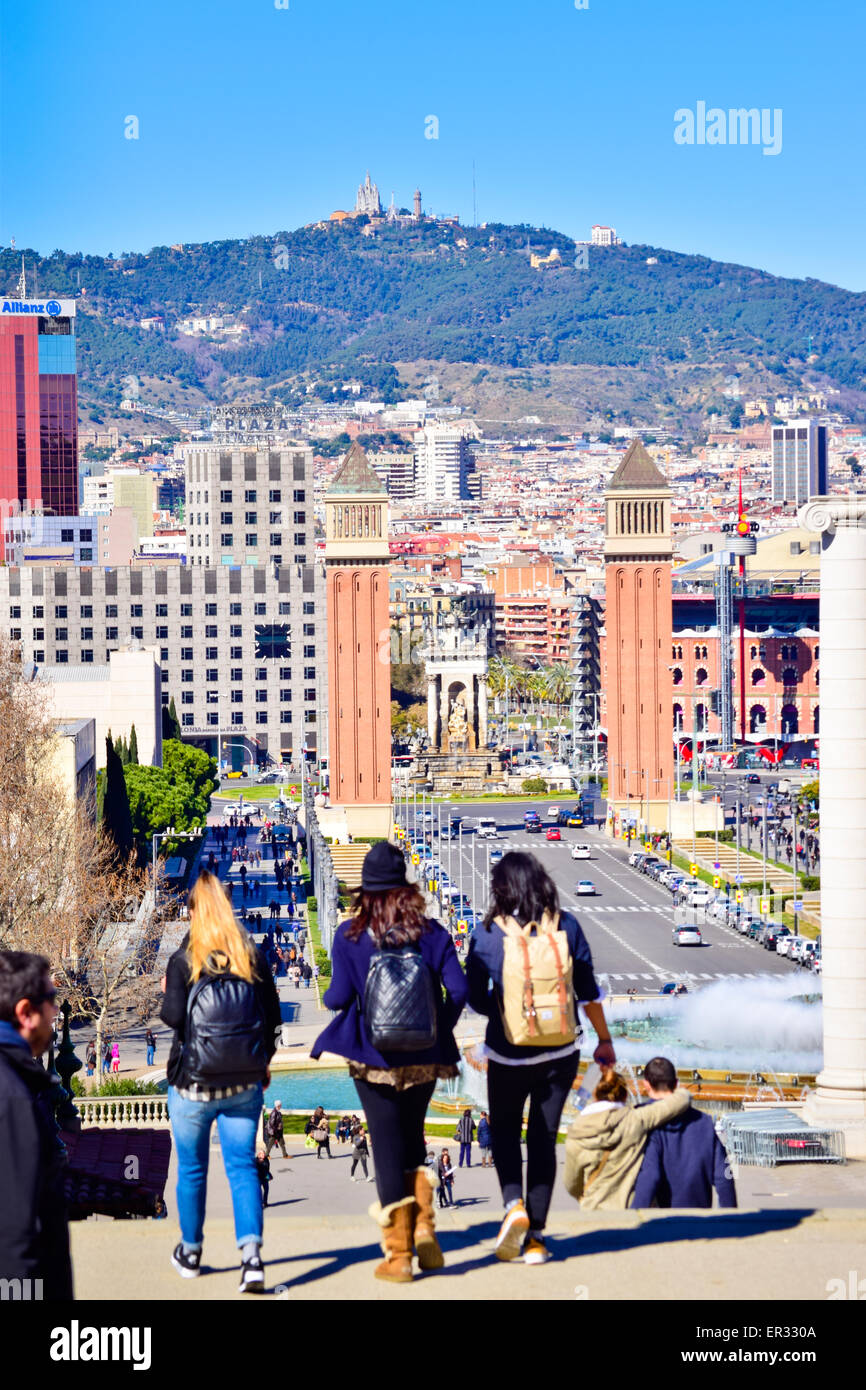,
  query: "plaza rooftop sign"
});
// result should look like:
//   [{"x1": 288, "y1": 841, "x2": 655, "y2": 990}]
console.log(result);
[{"x1": 1, "y1": 298, "x2": 76, "y2": 317}]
